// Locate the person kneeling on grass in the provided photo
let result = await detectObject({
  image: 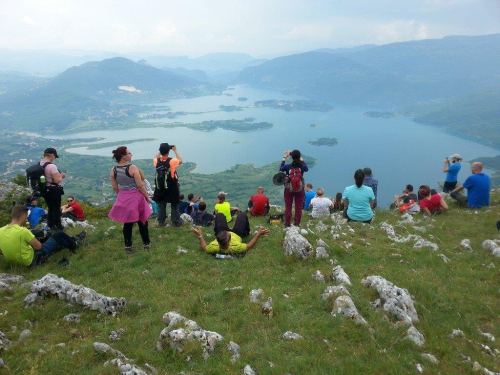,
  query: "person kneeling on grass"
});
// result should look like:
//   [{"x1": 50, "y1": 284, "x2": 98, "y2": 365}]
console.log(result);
[
  {"x1": 191, "y1": 212, "x2": 270, "y2": 256},
  {"x1": 418, "y1": 185, "x2": 448, "y2": 216},
  {"x1": 0, "y1": 206, "x2": 87, "y2": 267}
]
